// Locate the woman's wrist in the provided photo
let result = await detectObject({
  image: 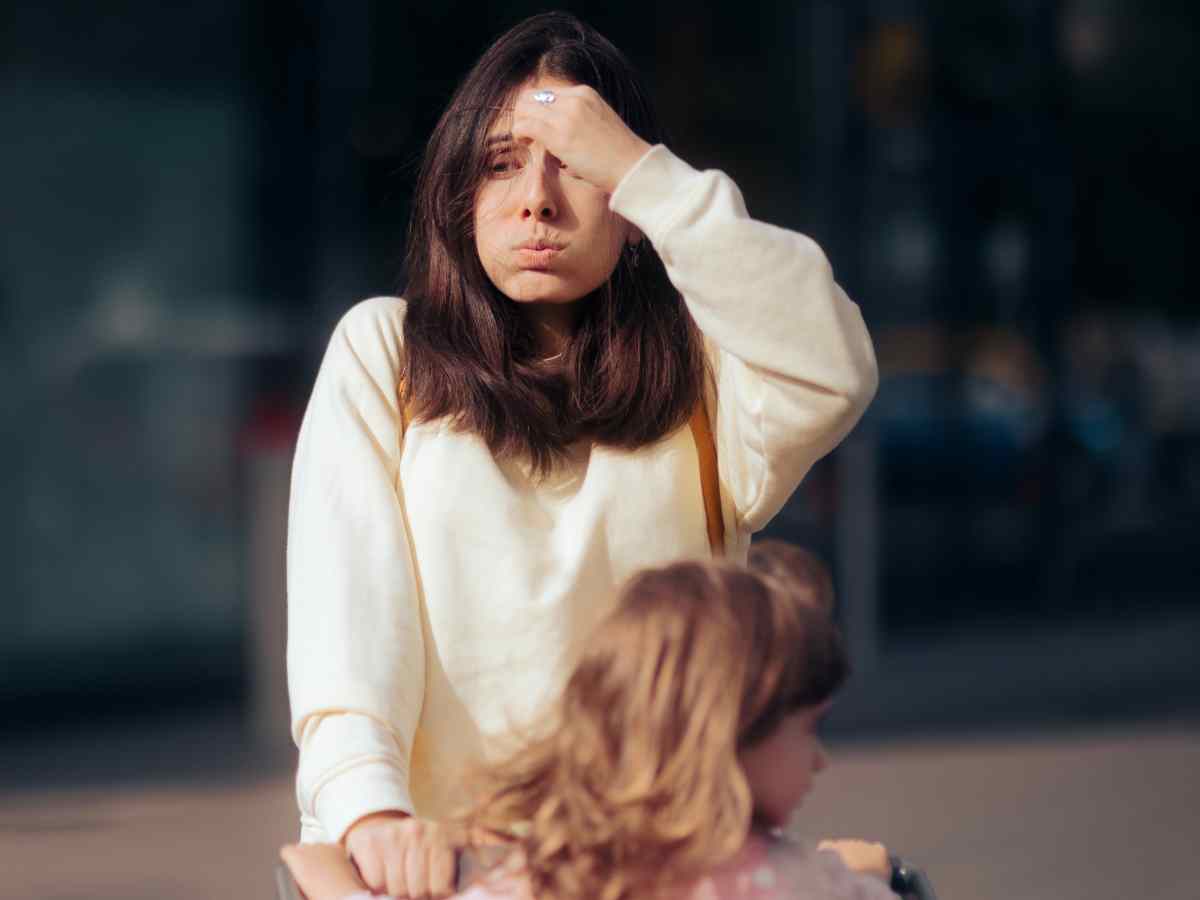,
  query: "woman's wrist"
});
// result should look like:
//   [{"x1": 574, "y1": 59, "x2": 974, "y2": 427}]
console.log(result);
[
  {"x1": 606, "y1": 136, "x2": 654, "y2": 195},
  {"x1": 343, "y1": 809, "x2": 410, "y2": 844}
]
